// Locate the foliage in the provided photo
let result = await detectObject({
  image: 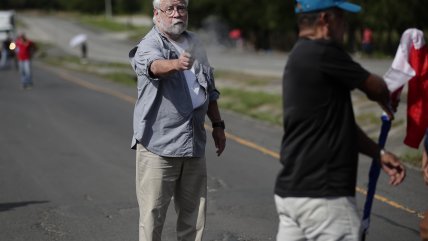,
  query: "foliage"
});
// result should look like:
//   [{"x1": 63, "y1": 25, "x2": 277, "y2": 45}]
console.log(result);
[
  {"x1": 400, "y1": 150, "x2": 423, "y2": 167},
  {"x1": 189, "y1": 0, "x2": 296, "y2": 50},
  {"x1": 2, "y1": 0, "x2": 428, "y2": 53},
  {"x1": 354, "y1": 0, "x2": 428, "y2": 54}
]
